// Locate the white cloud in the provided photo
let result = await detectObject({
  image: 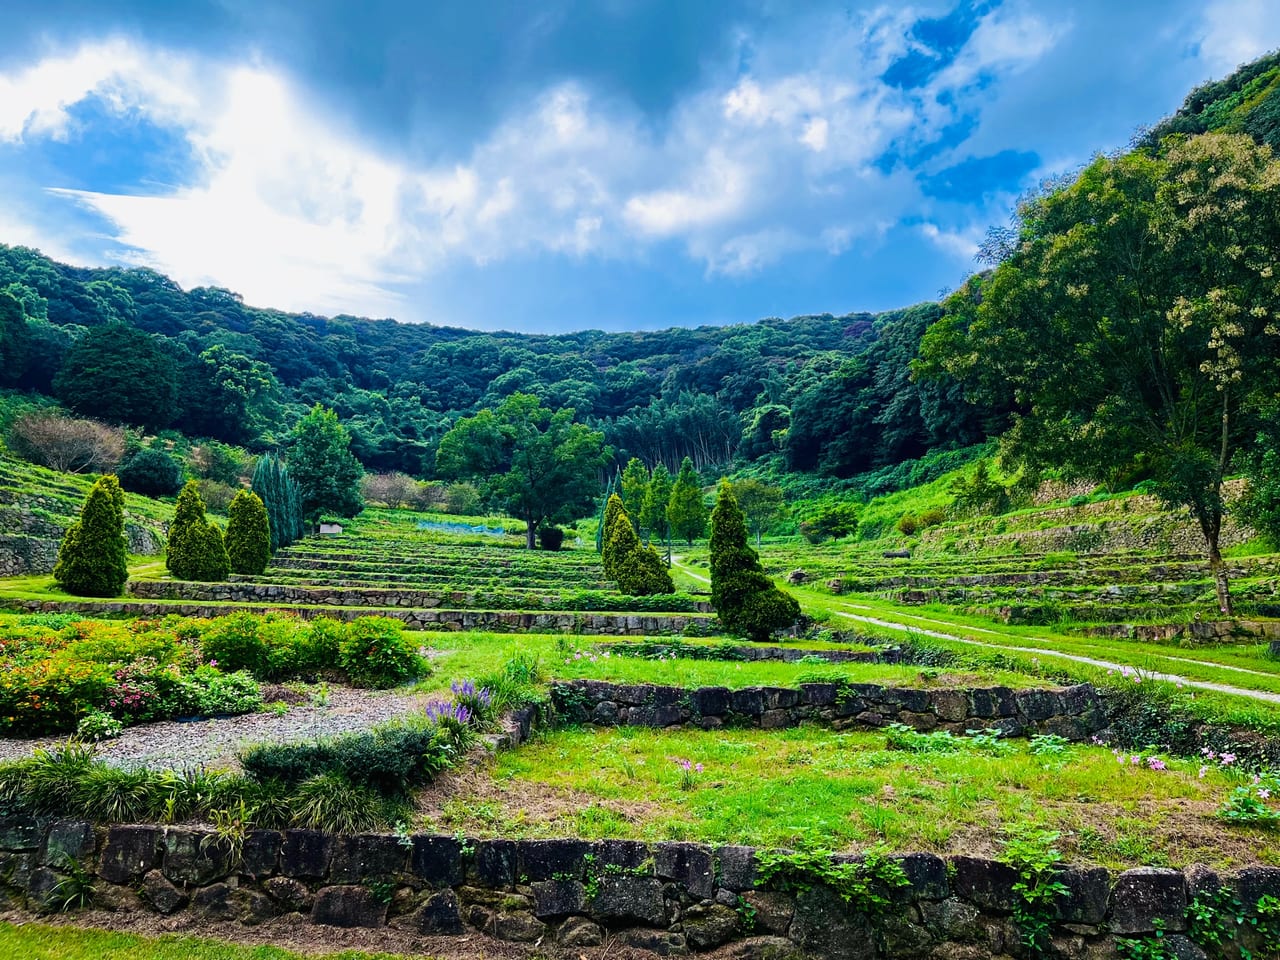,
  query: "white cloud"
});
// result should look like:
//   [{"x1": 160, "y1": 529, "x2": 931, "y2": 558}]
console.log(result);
[
  {"x1": 919, "y1": 222, "x2": 980, "y2": 260},
  {"x1": 1197, "y1": 0, "x2": 1277, "y2": 74},
  {"x1": 0, "y1": 6, "x2": 1075, "y2": 315}
]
